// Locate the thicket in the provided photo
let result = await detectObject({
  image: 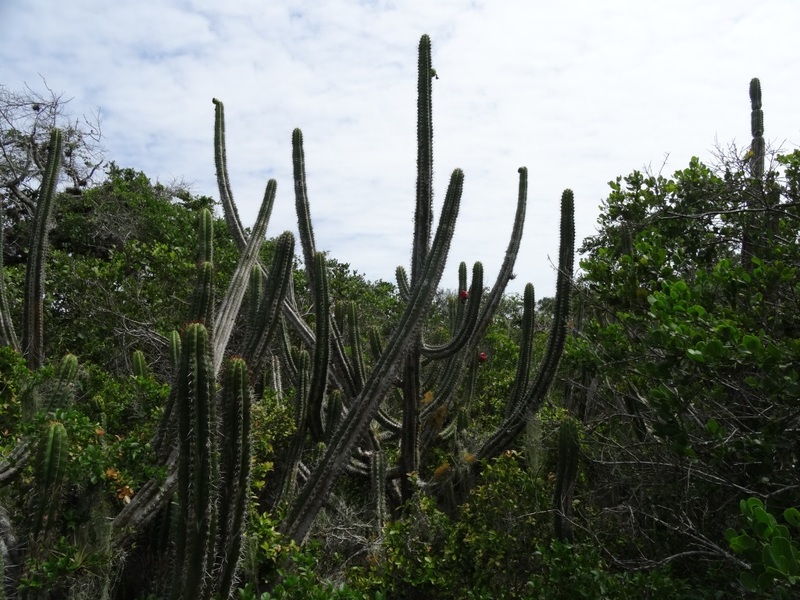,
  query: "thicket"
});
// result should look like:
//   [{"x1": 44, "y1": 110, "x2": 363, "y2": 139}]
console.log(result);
[{"x1": 0, "y1": 36, "x2": 798, "y2": 599}]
